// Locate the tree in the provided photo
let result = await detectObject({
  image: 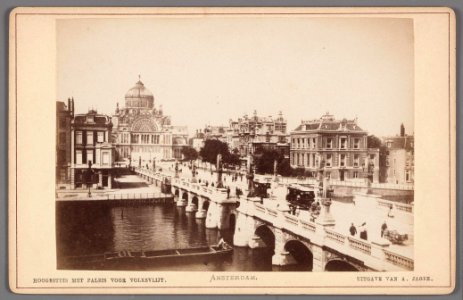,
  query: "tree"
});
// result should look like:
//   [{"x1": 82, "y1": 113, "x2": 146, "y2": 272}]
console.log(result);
[
  {"x1": 181, "y1": 146, "x2": 198, "y2": 161},
  {"x1": 367, "y1": 134, "x2": 388, "y2": 182},
  {"x1": 199, "y1": 139, "x2": 239, "y2": 166},
  {"x1": 367, "y1": 135, "x2": 382, "y2": 149},
  {"x1": 252, "y1": 148, "x2": 293, "y2": 176}
]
